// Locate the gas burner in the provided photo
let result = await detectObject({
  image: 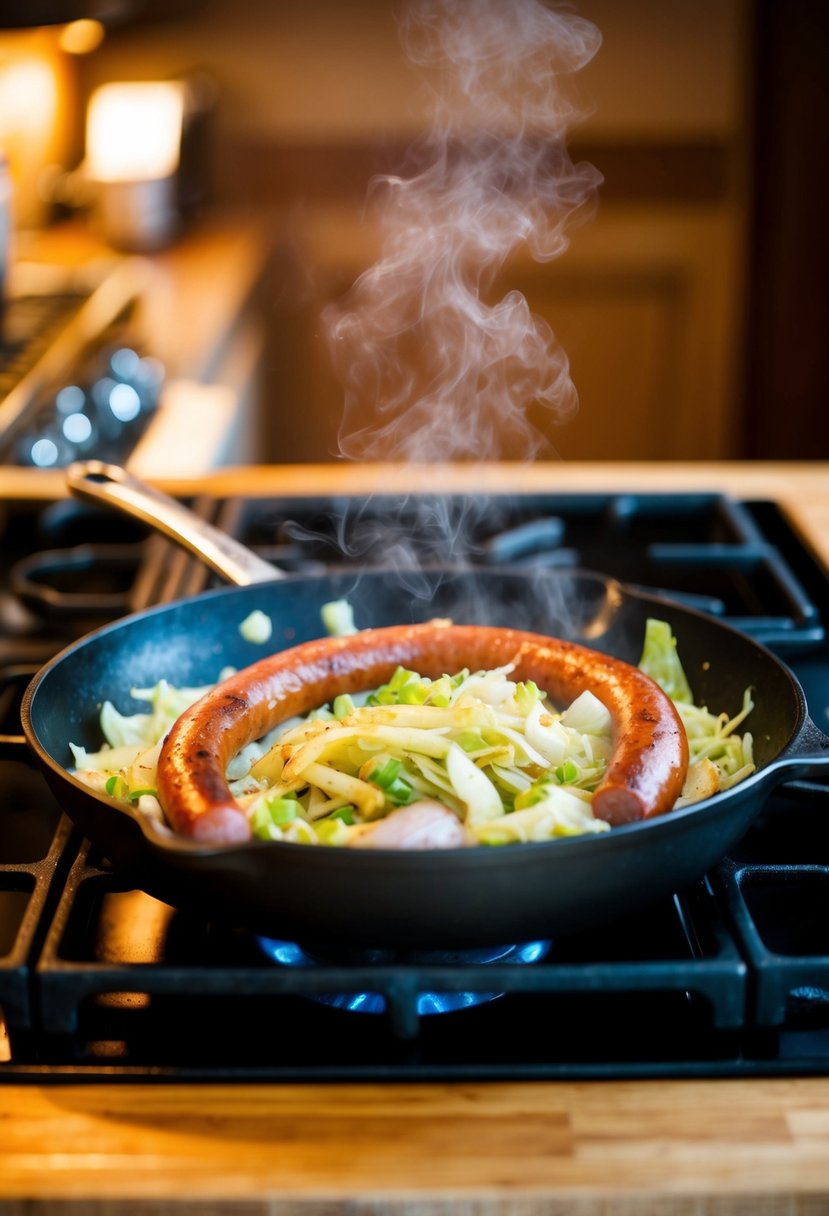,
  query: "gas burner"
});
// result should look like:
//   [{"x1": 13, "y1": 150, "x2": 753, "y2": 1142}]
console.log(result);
[
  {"x1": 256, "y1": 937, "x2": 551, "y2": 1016},
  {"x1": 10, "y1": 543, "x2": 144, "y2": 620}
]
